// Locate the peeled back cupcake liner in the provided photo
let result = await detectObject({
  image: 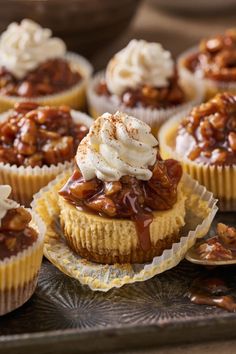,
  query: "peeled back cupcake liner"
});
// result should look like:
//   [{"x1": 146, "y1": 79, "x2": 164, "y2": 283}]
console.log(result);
[
  {"x1": 178, "y1": 46, "x2": 236, "y2": 101},
  {"x1": 0, "y1": 52, "x2": 93, "y2": 112},
  {"x1": 0, "y1": 210, "x2": 45, "y2": 315},
  {"x1": 31, "y1": 169, "x2": 217, "y2": 292},
  {"x1": 86, "y1": 71, "x2": 204, "y2": 133},
  {"x1": 0, "y1": 110, "x2": 93, "y2": 206},
  {"x1": 158, "y1": 109, "x2": 236, "y2": 211}
]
